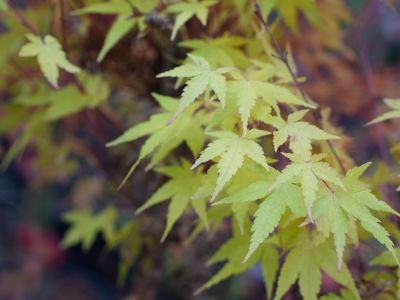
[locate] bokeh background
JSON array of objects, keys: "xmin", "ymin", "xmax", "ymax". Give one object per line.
[{"xmin": 1, "ymin": 0, "xmax": 400, "ymax": 299}]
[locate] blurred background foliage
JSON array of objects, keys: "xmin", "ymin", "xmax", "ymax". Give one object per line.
[{"xmin": 1, "ymin": 0, "xmax": 400, "ymax": 299}]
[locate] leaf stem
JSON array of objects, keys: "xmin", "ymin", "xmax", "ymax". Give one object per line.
[{"xmin": 254, "ymin": 2, "xmax": 347, "ymax": 174}]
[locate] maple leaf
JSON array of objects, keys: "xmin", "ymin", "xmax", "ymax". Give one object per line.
[
  {"xmin": 228, "ymin": 72, "xmax": 311, "ymax": 135},
  {"xmin": 167, "ymin": 0, "xmax": 217, "ymax": 40},
  {"xmin": 250, "ymin": 51, "xmax": 300, "ymax": 84},
  {"xmin": 367, "ymin": 98, "xmax": 400, "ymax": 125},
  {"xmin": 269, "ymin": 153, "xmax": 345, "ymax": 221},
  {"xmin": 195, "ymin": 232, "xmax": 273, "ymax": 295},
  {"xmin": 107, "ymin": 94, "xmax": 206, "ymax": 188},
  {"xmin": 370, "ymin": 248, "xmax": 400, "ymax": 267},
  {"xmin": 275, "ymin": 239, "xmax": 359, "ymax": 300},
  {"xmin": 218, "ymin": 178, "xmax": 307, "ymax": 261},
  {"xmin": 135, "ymin": 160, "xmax": 204, "ymax": 241},
  {"xmin": 217, "ymin": 181, "xmax": 272, "ymax": 205},
  {"xmin": 1, "ymin": 72, "xmax": 111, "ymax": 169},
  {"xmin": 180, "ymin": 36, "xmax": 250, "ymax": 68},
  {"xmin": 73, "ymin": 0, "xmax": 156, "ymax": 61},
  {"xmin": 243, "ymin": 183, "xmax": 306, "ymax": 261},
  {"xmin": 19, "ymin": 34, "xmax": 80, "ymax": 88},
  {"xmin": 192, "ymin": 130, "xmax": 270, "ymax": 202},
  {"xmin": 269, "ymin": 109, "xmax": 339, "ymax": 160},
  {"xmin": 109, "ymin": 221, "xmax": 141, "ymax": 285},
  {"xmin": 218, "ymin": 162, "xmax": 278, "ymax": 233},
  {"xmin": 261, "ymin": 0, "xmax": 322, "ymax": 33},
  {"xmin": 189, "ymin": 195, "xmax": 232, "ymax": 241},
  {"xmin": 157, "ymin": 54, "xmax": 232, "ymax": 123},
  {"xmin": 97, "ymin": 16, "xmax": 142, "ymax": 62},
  {"xmin": 2, "ymin": 70, "xmax": 110, "ymax": 164},
  {"xmin": 261, "ymin": 244, "xmax": 280, "ymax": 299},
  {"xmin": 313, "ymin": 163, "xmax": 400, "ymax": 270},
  {"xmin": 62, "ymin": 207, "xmax": 117, "ymax": 250},
  {"xmin": 0, "ymin": 0, "xmax": 7, "ymax": 11},
  {"xmin": 320, "ymin": 290, "xmax": 359, "ymax": 300}
]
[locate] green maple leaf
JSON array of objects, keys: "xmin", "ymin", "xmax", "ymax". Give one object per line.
[
  {"xmin": 19, "ymin": 34, "xmax": 80, "ymax": 88},
  {"xmin": 1, "ymin": 115, "xmax": 44, "ymax": 170},
  {"xmin": 320, "ymin": 289, "xmax": 359, "ymax": 300},
  {"xmin": 74, "ymin": 0, "xmax": 134, "ymax": 14},
  {"xmin": 0, "ymin": 0, "xmax": 7, "ymax": 11},
  {"xmin": 192, "ymin": 130, "xmax": 270, "ymax": 202},
  {"xmin": 261, "ymin": 0, "xmax": 321, "ymax": 33},
  {"xmin": 157, "ymin": 54, "xmax": 232, "ymax": 123},
  {"xmin": 249, "ymin": 57, "xmax": 299, "ymax": 85},
  {"xmin": 14, "ymin": 72, "xmax": 109, "ymax": 111},
  {"xmin": 73, "ymin": 0, "xmax": 156, "ymax": 61},
  {"xmin": 367, "ymin": 98, "xmax": 400, "ymax": 125},
  {"xmin": 195, "ymin": 232, "xmax": 273, "ymax": 295},
  {"xmin": 269, "ymin": 153, "xmax": 345, "ymax": 221},
  {"xmin": 189, "ymin": 195, "xmax": 232, "ymax": 241},
  {"xmin": 221, "ymin": 163, "xmax": 278, "ymax": 233},
  {"xmin": 261, "ymin": 244, "xmax": 280, "ymax": 299},
  {"xmin": 217, "ymin": 180, "xmax": 273, "ymax": 205},
  {"xmin": 228, "ymin": 72, "xmax": 311, "ymax": 135},
  {"xmin": 62, "ymin": 207, "xmax": 117, "ymax": 250},
  {"xmin": 313, "ymin": 191, "xmax": 348, "ymax": 271},
  {"xmin": 135, "ymin": 160, "xmax": 204, "ymax": 241},
  {"xmin": 370, "ymin": 247, "xmax": 400, "ymax": 267},
  {"xmin": 275, "ymin": 239, "xmax": 359, "ymax": 300},
  {"xmin": 107, "ymin": 94, "xmax": 206, "ymax": 188},
  {"xmin": 218, "ymin": 177, "xmax": 307, "ymax": 260},
  {"xmin": 97, "ymin": 16, "xmax": 141, "ymax": 62},
  {"xmin": 167, "ymin": 0, "xmax": 217, "ymax": 40},
  {"xmin": 269, "ymin": 109, "xmax": 339, "ymax": 160},
  {"xmin": 180, "ymin": 36, "xmax": 250, "ymax": 68},
  {"xmin": 1, "ymin": 72, "xmax": 110, "ymax": 168},
  {"xmin": 314, "ymin": 163, "xmax": 400, "ymax": 270},
  {"xmin": 243, "ymin": 183, "xmax": 306, "ymax": 261}
]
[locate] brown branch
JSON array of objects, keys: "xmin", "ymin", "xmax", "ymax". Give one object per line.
[
  {"xmin": 59, "ymin": 0, "xmax": 68, "ymax": 54},
  {"xmin": 8, "ymin": 1, "xmax": 41, "ymax": 36},
  {"xmin": 68, "ymin": 75, "xmax": 124, "ymax": 134},
  {"xmin": 98, "ymin": 106, "xmax": 125, "ymax": 134},
  {"xmin": 254, "ymin": 2, "xmax": 347, "ymax": 174}
]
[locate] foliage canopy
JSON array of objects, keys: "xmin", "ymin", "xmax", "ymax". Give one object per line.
[{"xmin": 2, "ymin": 0, "xmax": 400, "ymax": 299}]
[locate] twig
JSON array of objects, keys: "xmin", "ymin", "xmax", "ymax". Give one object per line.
[
  {"xmin": 8, "ymin": 1, "xmax": 41, "ymax": 36},
  {"xmin": 68, "ymin": 75, "xmax": 124, "ymax": 134},
  {"xmin": 60, "ymin": 0, "xmax": 68, "ymax": 54},
  {"xmin": 254, "ymin": 2, "xmax": 347, "ymax": 174},
  {"xmin": 124, "ymin": 0, "xmax": 142, "ymax": 19},
  {"xmin": 98, "ymin": 106, "xmax": 125, "ymax": 134}
]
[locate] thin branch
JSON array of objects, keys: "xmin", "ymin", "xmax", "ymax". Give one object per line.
[
  {"xmin": 254, "ymin": 2, "xmax": 347, "ymax": 174},
  {"xmin": 8, "ymin": 1, "xmax": 41, "ymax": 36},
  {"xmin": 98, "ymin": 106, "xmax": 125, "ymax": 134},
  {"xmin": 59, "ymin": 0, "xmax": 68, "ymax": 54},
  {"xmin": 68, "ymin": 77, "xmax": 123, "ymax": 136}
]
